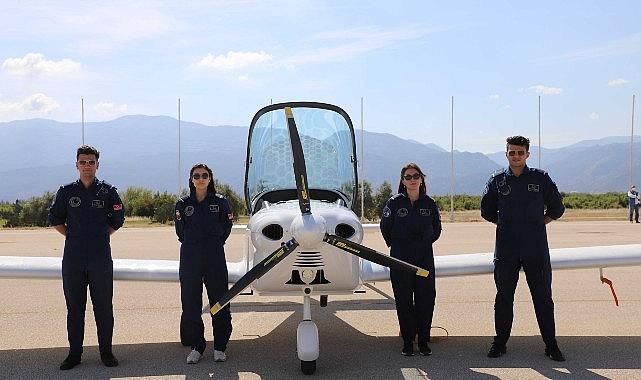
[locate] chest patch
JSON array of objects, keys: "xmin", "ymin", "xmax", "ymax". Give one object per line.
[
  {"xmin": 92, "ymin": 199, "xmax": 105, "ymax": 208},
  {"xmin": 99, "ymin": 187, "xmax": 109, "ymax": 195},
  {"xmin": 528, "ymin": 184, "xmax": 540, "ymax": 192},
  {"xmin": 382, "ymin": 206, "xmax": 391, "ymax": 218},
  {"xmin": 397, "ymin": 208, "xmax": 408, "ymax": 218},
  {"xmin": 69, "ymin": 197, "xmax": 81, "ymax": 208},
  {"xmin": 184, "ymin": 205, "xmax": 195, "ymax": 217},
  {"xmin": 420, "ymin": 208, "xmax": 431, "ymax": 216},
  {"xmin": 210, "ymin": 204, "xmax": 219, "ymax": 212}
]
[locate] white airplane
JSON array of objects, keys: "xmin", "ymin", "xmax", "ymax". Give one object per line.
[{"xmin": 2, "ymin": 101, "xmax": 641, "ymax": 375}]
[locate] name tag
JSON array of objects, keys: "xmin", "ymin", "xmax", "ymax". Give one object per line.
[
  {"xmin": 528, "ymin": 184, "xmax": 540, "ymax": 192},
  {"xmin": 210, "ymin": 204, "xmax": 219, "ymax": 212},
  {"xmin": 92, "ymin": 199, "xmax": 105, "ymax": 208},
  {"xmin": 420, "ymin": 208, "xmax": 431, "ymax": 216}
]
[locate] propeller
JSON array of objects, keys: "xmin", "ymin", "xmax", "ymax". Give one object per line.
[
  {"xmin": 285, "ymin": 106, "xmax": 311, "ymax": 215},
  {"xmin": 211, "ymin": 105, "xmax": 429, "ymax": 316},
  {"xmin": 324, "ymin": 234, "xmax": 429, "ymax": 277},
  {"xmin": 210, "ymin": 238, "xmax": 299, "ymax": 315}
]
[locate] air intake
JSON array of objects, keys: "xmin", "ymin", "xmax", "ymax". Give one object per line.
[
  {"xmin": 334, "ymin": 223, "xmax": 355, "ymax": 239},
  {"xmin": 261, "ymin": 224, "xmax": 283, "ymax": 240}
]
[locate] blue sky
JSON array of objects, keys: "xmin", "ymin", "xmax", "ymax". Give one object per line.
[{"xmin": 0, "ymin": 0, "xmax": 639, "ymax": 153}]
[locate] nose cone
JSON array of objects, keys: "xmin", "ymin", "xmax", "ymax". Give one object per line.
[{"xmin": 290, "ymin": 213, "xmax": 326, "ymax": 248}]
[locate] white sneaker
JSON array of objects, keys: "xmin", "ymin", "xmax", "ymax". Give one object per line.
[
  {"xmin": 186, "ymin": 349, "xmax": 202, "ymax": 364},
  {"xmin": 213, "ymin": 350, "xmax": 226, "ymax": 362}
]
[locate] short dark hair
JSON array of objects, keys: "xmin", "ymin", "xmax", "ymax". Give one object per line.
[
  {"xmin": 76, "ymin": 145, "xmax": 100, "ymax": 160},
  {"xmin": 397, "ymin": 162, "xmax": 427, "ymax": 196},
  {"xmin": 188, "ymin": 163, "xmax": 217, "ymax": 194},
  {"xmin": 506, "ymin": 136, "xmax": 530, "ymax": 151}
]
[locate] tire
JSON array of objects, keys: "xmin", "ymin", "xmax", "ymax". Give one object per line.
[{"xmin": 301, "ymin": 360, "xmax": 316, "ymax": 375}]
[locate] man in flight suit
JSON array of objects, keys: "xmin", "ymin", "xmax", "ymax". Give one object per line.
[
  {"xmin": 480, "ymin": 136, "xmax": 566, "ymax": 362},
  {"xmin": 48, "ymin": 145, "xmax": 125, "ymax": 370}
]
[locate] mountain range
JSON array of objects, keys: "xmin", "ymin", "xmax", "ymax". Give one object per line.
[{"xmin": 1, "ymin": 115, "xmax": 640, "ymax": 201}]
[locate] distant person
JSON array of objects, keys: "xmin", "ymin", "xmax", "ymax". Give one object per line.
[
  {"xmin": 175, "ymin": 163, "xmax": 234, "ymax": 364},
  {"xmin": 380, "ymin": 162, "xmax": 441, "ymax": 356},
  {"xmin": 627, "ymin": 185, "xmax": 639, "ymax": 223},
  {"xmin": 480, "ymin": 136, "xmax": 566, "ymax": 361},
  {"xmin": 48, "ymin": 145, "xmax": 125, "ymax": 370}
]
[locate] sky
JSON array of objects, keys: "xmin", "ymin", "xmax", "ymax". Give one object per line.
[{"xmin": 0, "ymin": 0, "xmax": 639, "ymax": 153}]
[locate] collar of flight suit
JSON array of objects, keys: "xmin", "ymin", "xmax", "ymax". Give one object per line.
[{"xmin": 506, "ymin": 164, "xmax": 530, "ymax": 177}]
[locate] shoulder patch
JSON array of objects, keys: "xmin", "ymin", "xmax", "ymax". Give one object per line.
[
  {"xmin": 491, "ymin": 168, "xmax": 506, "ymax": 178},
  {"xmin": 390, "ymin": 193, "xmax": 403, "ymax": 201},
  {"xmin": 529, "ymin": 167, "xmax": 547, "ymax": 175},
  {"xmin": 215, "ymin": 193, "xmax": 226, "ymax": 199}
]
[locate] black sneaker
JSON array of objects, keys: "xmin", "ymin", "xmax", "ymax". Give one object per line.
[
  {"xmin": 100, "ymin": 352, "xmax": 119, "ymax": 367},
  {"xmin": 59, "ymin": 354, "xmax": 81, "ymax": 370},
  {"xmin": 487, "ymin": 343, "xmax": 506, "ymax": 358},
  {"xmin": 401, "ymin": 344, "xmax": 414, "ymax": 356},
  {"xmin": 545, "ymin": 344, "xmax": 566, "ymax": 362},
  {"xmin": 418, "ymin": 344, "xmax": 432, "ymax": 356}
]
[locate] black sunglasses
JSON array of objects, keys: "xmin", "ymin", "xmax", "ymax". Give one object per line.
[
  {"xmin": 403, "ymin": 173, "xmax": 421, "ymax": 181},
  {"xmin": 192, "ymin": 172, "xmax": 210, "ymax": 180},
  {"xmin": 507, "ymin": 150, "xmax": 527, "ymax": 156},
  {"xmin": 77, "ymin": 160, "xmax": 96, "ymax": 166}
]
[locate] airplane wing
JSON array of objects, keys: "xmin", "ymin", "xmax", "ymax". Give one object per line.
[
  {"xmin": 360, "ymin": 244, "xmax": 641, "ymax": 282},
  {"xmin": 0, "ymin": 256, "xmax": 247, "ymax": 283}
]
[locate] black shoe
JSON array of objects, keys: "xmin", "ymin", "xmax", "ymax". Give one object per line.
[
  {"xmin": 545, "ymin": 344, "xmax": 566, "ymax": 362},
  {"xmin": 418, "ymin": 343, "xmax": 432, "ymax": 356},
  {"xmin": 100, "ymin": 352, "xmax": 119, "ymax": 367},
  {"xmin": 401, "ymin": 344, "xmax": 414, "ymax": 356},
  {"xmin": 59, "ymin": 354, "xmax": 81, "ymax": 370},
  {"xmin": 487, "ymin": 343, "xmax": 506, "ymax": 358}
]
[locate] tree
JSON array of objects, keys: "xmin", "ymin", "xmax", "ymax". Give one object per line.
[
  {"xmin": 122, "ymin": 187, "xmax": 155, "ymax": 217},
  {"xmin": 353, "ymin": 181, "xmax": 375, "ymax": 220},
  {"xmin": 214, "ymin": 180, "xmax": 246, "ymax": 218},
  {"xmin": 152, "ymin": 191, "xmax": 178, "ymax": 224},
  {"xmin": 373, "ymin": 181, "xmax": 393, "ymax": 219}
]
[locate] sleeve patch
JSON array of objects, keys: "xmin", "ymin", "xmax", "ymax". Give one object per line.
[
  {"xmin": 227, "ymin": 213, "xmax": 234, "ymax": 220},
  {"xmin": 113, "ymin": 204, "xmax": 123, "ymax": 211}
]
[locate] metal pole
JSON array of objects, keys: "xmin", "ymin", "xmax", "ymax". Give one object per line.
[
  {"xmin": 81, "ymin": 98, "xmax": 85, "ymax": 144},
  {"xmin": 360, "ymin": 97, "xmax": 364, "ymax": 221},
  {"xmin": 178, "ymin": 98, "xmax": 182, "ymax": 195},
  {"xmin": 450, "ymin": 96, "xmax": 454, "ymax": 222},
  {"xmin": 538, "ymin": 95, "xmax": 541, "ymax": 168},
  {"xmin": 631, "ymin": 94, "xmax": 636, "ymax": 188}
]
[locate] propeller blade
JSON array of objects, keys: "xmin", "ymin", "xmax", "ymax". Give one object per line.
[
  {"xmin": 323, "ymin": 234, "xmax": 429, "ymax": 278},
  {"xmin": 285, "ymin": 106, "xmax": 311, "ymax": 215},
  {"xmin": 210, "ymin": 238, "xmax": 299, "ymax": 315}
]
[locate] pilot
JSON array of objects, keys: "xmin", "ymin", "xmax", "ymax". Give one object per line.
[
  {"xmin": 48, "ymin": 145, "xmax": 125, "ymax": 370},
  {"xmin": 380, "ymin": 162, "xmax": 441, "ymax": 356},
  {"xmin": 175, "ymin": 163, "xmax": 234, "ymax": 364},
  {"xmin": 481, "ymin": 135, "xmax": 566, "ymax": 361}
]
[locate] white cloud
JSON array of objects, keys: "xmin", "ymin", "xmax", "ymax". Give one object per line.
[
  {"xmin": 0, "ymin": 93, "xmax": 59, "ymax": 118},
  {"xmin": 238, "ymin": 74, "xmax": 250, "ymax": 81},
  {"xmin": 528, "ymin": 85, "xmax": 563, "ymax": 95},
  {"xmin": 608, "ymin": 78, "xmax": 628, "ymax": 87},
  {"xmin": 195, "ymin": 51, "xmax": 273, "ymax": 70},
  {"xmin": 556, "ymin": 33, "xmax": 641, "ymax": 62},
  {"xmin": 93, "ymin": 102, "xmax": 128, "ymax": 118},
  {"xmin": 2, "ymin": 53, "xmax": 81, "ymax": 77},
  {"xmin": 589, "ymin": 112, "xmax": 600, "ymax": 120},
  {"xmin": 489, "ymin": 94, "xmax": 500, "ymax": 100},
  {"xmin": 283, "ymin": 26, "xmax": 437, "ymax": 66}
]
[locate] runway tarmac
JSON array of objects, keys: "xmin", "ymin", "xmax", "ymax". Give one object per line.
[{"xmin": 1, "ymin": 221, "xmax": 641, "ymax": 379}]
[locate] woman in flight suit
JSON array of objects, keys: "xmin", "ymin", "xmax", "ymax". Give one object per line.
[
  {"xmin": 380, "ymin": 162, "xmax": 442, "ymax": 356},
  {"xmin": 174, "ymin": 163, "xmax": 234, "ymax": 364}
]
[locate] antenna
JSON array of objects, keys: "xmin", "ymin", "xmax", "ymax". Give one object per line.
[
  {"xmin": 630, "ymin": 94, "xmax": 636, "ymax": 188},
  {"xmin": 360, "ymin": 97, "xmax": 364, "ymax": 221},
  {"xmin": 450, "ymin": 96, "xmax": 454, "ymax": 222},
  {"xmin": 538, "ymin": 95, "xmax": 541, "ymax": 168},
  {"xmin": 81, "ymin": 98, "xmax": 85, "ymax": 144},
  {"xmin": 178, "ymin": 98, "xmax": 182, "ymax": 195}
]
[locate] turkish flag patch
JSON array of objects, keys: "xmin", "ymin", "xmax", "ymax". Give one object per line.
[
  {"xmin": 113, "ymin": 204, "xmax": 123, "ymax": 211},
  {"xmin": 175, "ymin": 210, "xmax": 181, "ymax": 221},
  {"xmin": 227, "ymin": 213, "xmax": 234, "ymax": 220}
]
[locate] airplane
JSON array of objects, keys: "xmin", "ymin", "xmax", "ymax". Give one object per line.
[{"xmin": 2, "ymin": 101, "xmax": 641, "ymax": 375}]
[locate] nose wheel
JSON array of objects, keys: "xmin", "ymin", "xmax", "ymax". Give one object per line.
[{"xmin": 297, "ymin": 294, "xmax": 319, "ymax": 375}]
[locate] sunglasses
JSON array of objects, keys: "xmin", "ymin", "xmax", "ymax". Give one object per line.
[
  {"xmin": 507, "ymin": 150, "xmax": 527, "ymax": 157},
  {"xmin": 403, "ymin": 173, "xmax": 421, "ymax": 181},
  {"xmin": 77, "ymin": 160, "xmax": 96, "ymax": 166},
  {"xmin": 192, "ymin": 172, "xmax": 210, "ymax": 180}
]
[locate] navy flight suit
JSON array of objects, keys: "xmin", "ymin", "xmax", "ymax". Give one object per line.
[
  {"xmin": 480, "ymin": 165, "xmax": 564, "ymax": 348},
  {"xmin": 48, "ymin": 178, "xmax": 125, "ymax": 356},
  {"xmin": 175, "ymin": 191, "xmax": 233, "ymax": 354},
  {"xmin": 380, "ymin": 193, "xmax": 442, "ymax": 347}
]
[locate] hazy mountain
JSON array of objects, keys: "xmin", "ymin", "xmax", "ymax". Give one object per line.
[{"xmin": 0, "ymin": 116, "xmax": 638, "ymax": 201}]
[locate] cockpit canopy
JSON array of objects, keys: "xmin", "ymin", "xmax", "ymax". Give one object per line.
[{"xmin": 245, "ymin": 102, "xmax": 358, "ymax": 215}]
